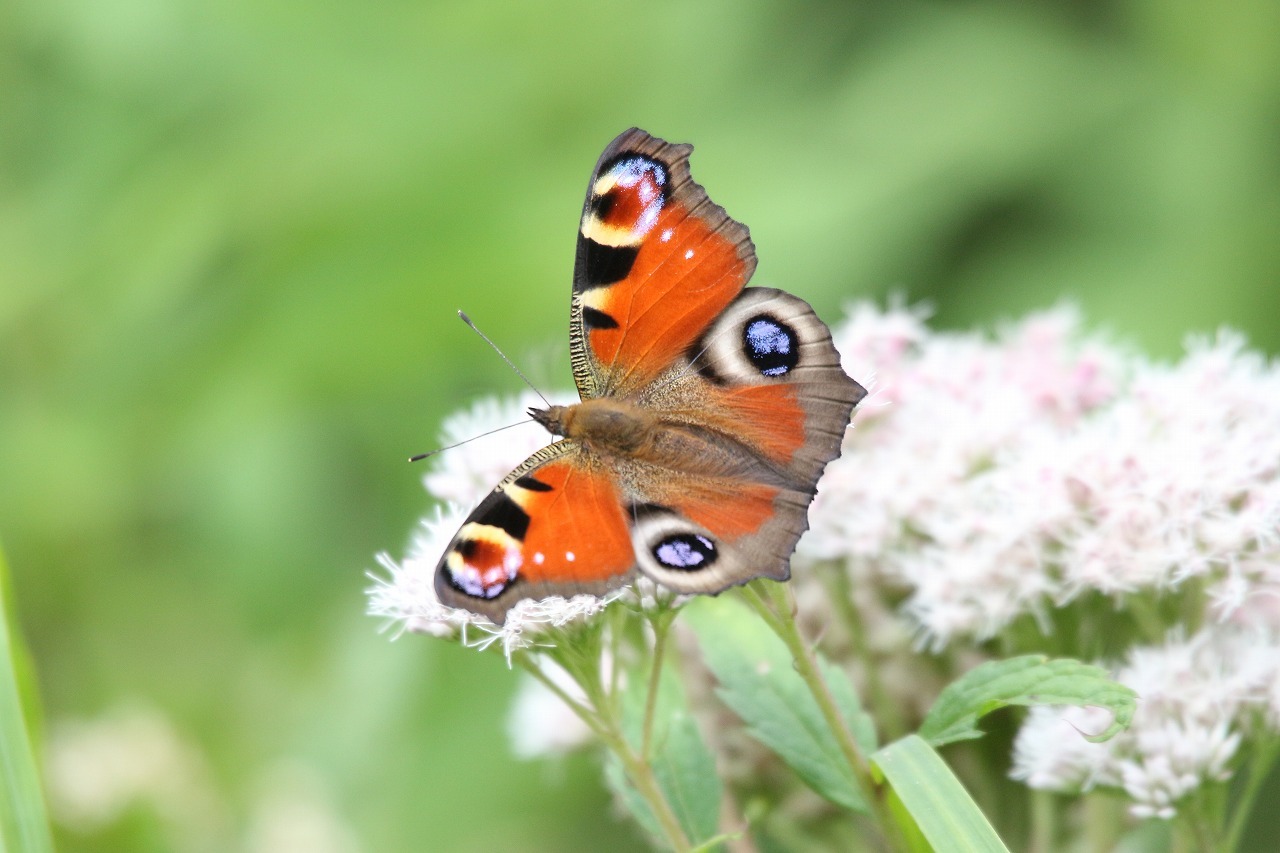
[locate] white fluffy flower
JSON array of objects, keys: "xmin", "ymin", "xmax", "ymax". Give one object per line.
[
  {"xmin": 367, "ymin": 504, "xmax": 480, "ymax": 640},
  {"xmin": 1012, "ymin": 627, "xmax": 1279, "ymax": 818},
  {"xmin": 367, "ymin": 506, "xmax": 621, "ymax": 660},
  {"xmin": 1010, "ymin": 704, "xmax": 1122, "ymax": 791},
  {"xmin": 372, "ymin": 298, "xmax": 1280, "ymax": 830},
  {"xmin": 805, "ymin": 303, "xmax": 1280, "ymax": 649},
  {"xmin": 808, "ymin": 300, "xmax": 1280, "ymax": 817}
]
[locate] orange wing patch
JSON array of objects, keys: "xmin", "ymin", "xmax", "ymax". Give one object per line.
[
  {"xmin": 585, "ymin": 202, "xmax": 749, "ymax": 392},
  {"xmin": 710, "ymin": 383, "xmax": 807, "ymax": 467},
  {"xmin": 513, "ymin": 459, "xmax": 635, "ymax": 587},
  {"xmin": 437, "ymin": 458, "xmax": 636, "ymax": 607},
  {"xmin": 672, "ymin": 481, "xmax": 779, "ymax": 541}
]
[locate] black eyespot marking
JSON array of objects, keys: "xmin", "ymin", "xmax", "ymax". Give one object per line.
[
  {"xmin": 581, "ymin": 241, "xmax": 639, "ymax": 288},
  {"xmin": 653, "ymin": 533, "xmax": 718, "ymax": 570},
  {"xmin": 590, "ymin": 192, "xmax": 616, "ymax": 220},
  {"xmin": 743, "ymin": 315, "xmax": 799, "ymax": 377},
  {"xmin": 631, "ymin": 502, "xmax": 674, "ymax": 519},
  {"xmin": 476, "ymin": 491, "xmax": 532, "ymax": 540},
  {"xmin": 514, "ymin": 475, "xmax": 553, "ymax": 492},
  {"xmin": 581, "ymin": 306, "xmax": 620, "ymax": 330}
]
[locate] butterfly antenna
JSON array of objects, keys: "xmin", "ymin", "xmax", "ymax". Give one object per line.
[
  {"xmin": 408, "ymin": 418, "xmax": 536, "ymax": 462},
  {"xmin": 458, "ymin": 310, "xmax": 552, "ymax": 408}
]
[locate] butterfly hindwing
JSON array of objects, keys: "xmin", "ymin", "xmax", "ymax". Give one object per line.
[
  {"xmin": 623, "ymin": 288, "xmax": 866, "ymax": 595},
  {"xmin": 681, "ymin": 287, "xmax": 865, "ymax": 486}
]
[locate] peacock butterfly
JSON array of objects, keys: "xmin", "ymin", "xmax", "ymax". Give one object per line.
[{"xmin": 435, "ymin": 128, "xmax": 866, "ymax": 622}]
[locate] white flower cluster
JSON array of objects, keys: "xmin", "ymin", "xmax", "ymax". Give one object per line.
[
  {"xmin": 805, "ymin": 302, "xmax": 1280, "ymax": 649},
  {"xmin": 803, "ymin": 300, "xmax": 1280, "ymax": 819},
  {"xmin": 1013, "ymin": 627, "xmax": 1278, "ymax": 818}
]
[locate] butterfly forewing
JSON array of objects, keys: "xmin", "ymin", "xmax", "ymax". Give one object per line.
[
  {"xmin": 570, "ymin": 128, "xmax": 757, "ymax": 399},
  {"xmin": 434, "ymin": 443, "xmax": 638, "ymax": 621}
]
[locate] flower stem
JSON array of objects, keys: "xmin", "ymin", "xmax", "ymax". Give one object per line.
[
  {"xmin": 740, "ymin": 581, "xmax": 904, "ymax": 849},
  {"xmin": 519, "ymin": 651, "xmax": 693, "ymax": 851},
  {"xmin": 1223, "ymin": 735, "xmax": 1280, "ymax": 853},
  {"xmin": 642, "ymin": 611, "xmax": 675, "ymax": 760},
  {"xmin": 823, "ymin": 563, "xmax": 905, "ymax": 742},
  {"xmin": 1180, "ymin": 786, "xmax": 1220, "ymax": 853},
  {"xmin": 1028, "ymin": 790, "xmax": 1056, "ymax": 853},
  {"xmin": 609, "ymin": 728, "xmax": 695, "ymax": 851},
  {"xmin": 1082, "ymin": 793, "xmax": 1120, "ymax": 852},
  {"xmin": 516, "ymin": 656, "xmax": 602, "ymax": 732}
]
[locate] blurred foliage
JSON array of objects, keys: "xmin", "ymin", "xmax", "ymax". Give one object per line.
[{"xmin": 1, "ymin": 0, "xmax": 1277, "ymax": 849}]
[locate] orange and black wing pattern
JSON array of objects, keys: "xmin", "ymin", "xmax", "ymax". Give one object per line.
[
  {"xmin": 433, "ymin": 444, "xmax": 637, "ymax": 622},
  {"xmin": 570, "ymin": 129, "xmax": 757, "ymax": 399}
]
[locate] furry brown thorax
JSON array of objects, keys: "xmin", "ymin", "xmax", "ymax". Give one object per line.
[{"xmin": 529, "ymin": 399, "xmax": 657, "ymax": 456}]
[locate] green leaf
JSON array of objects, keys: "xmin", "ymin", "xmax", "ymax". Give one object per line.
[
  {"xmin": 0, "ymin": 543, "xmax": 55, "ymax": 853},
  {"xmin": 872, "ymin": 735, "xmax": 1010, "ymax": 853},
  {"xmin": 684, "ymin": 598, "xmax": 874, "ymax": 812},
  {"xmin": 606, "ymin": 662, "xmax": 721, "ymax": 846},
  {"xmin": 919, "ymin": 655, "xmax": 1136, "ymax": 747}
]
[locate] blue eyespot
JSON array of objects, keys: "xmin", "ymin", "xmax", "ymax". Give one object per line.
[
  {"xmin": 610, "ymin": 156, "xmax": 666, "ymax": 189},
  {"xmin": 653, "ymin": 534, "xmax": 717, "ymax": 570},
  {"xmin": 744, "ymin": 316, "xmax": 799, "ymax": 376}
]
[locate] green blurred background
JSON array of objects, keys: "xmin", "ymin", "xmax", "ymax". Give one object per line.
[{"xmin": 3, "ymin": 0, "xmax": 1278, "ymax": 850}]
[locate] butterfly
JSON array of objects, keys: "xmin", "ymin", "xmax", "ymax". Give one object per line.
[{"xmin": 435, "ymin": 128, "xmax": 866, "ymax": 623}]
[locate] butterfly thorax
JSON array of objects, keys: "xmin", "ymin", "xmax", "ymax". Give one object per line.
[
  {"xmin": 529, "ymin": 399, "xmax": 657, "ymax": 456},
  {"xmin": 528, "ymin": 398, "xmax": 803, "ymax": 489}
]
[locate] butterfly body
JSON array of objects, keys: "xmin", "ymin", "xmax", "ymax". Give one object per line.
[{"xmin": 436, "ymin": 129, "xmax": 866, "ymax": 622}]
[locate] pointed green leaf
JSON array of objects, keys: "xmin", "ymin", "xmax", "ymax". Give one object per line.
[
  {"xmin": 873, "ymin": 735, "xmax": 1010, "ymax": 853},
  {"xmin": 684, "ymin": 599, "xmax": 873, "ymax": 812},
  {"xmin": 919, "ymin": 655, "xmax": 1136, "ymax": 747},
  {"xmin": 1, "ymin": 543, "xmax": 55, "ymax": 853}
]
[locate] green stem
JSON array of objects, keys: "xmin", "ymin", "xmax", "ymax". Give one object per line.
[
  {"xmin": 1082, "ymin": 792, "xmax": 1122, "ymax": 852},
  {"xmin": 516, "ymin": 656, "xmax": 604, "ymax": 735},
  {"xmin": 1223, "ymin": 737, "xmax": 1280, "ymax": 853},
  {"xmin": 740, "ymin": 582, "xmax": 904, "ymax": 850},
  {"xmin": 1028, "ymin": 790, "xmax": 1055, "ymax": 853},
  {"xmin": 641, "ymin": 612, "xmax": 673, "ymax": 760},
  {"xmin": 1180, "ymin": 787, "xmax": 1220, "ymax": 852},
  {"xmin": 823, "ymin": 564, "xmax": 904, "ymax": 742},
  {"xmin": 521, "ymin": 651, "xmax": 693, "ymax": 851},
  {"xmin": 613, "ymin": 734, "xmax": 694, "ymax": 852}
]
